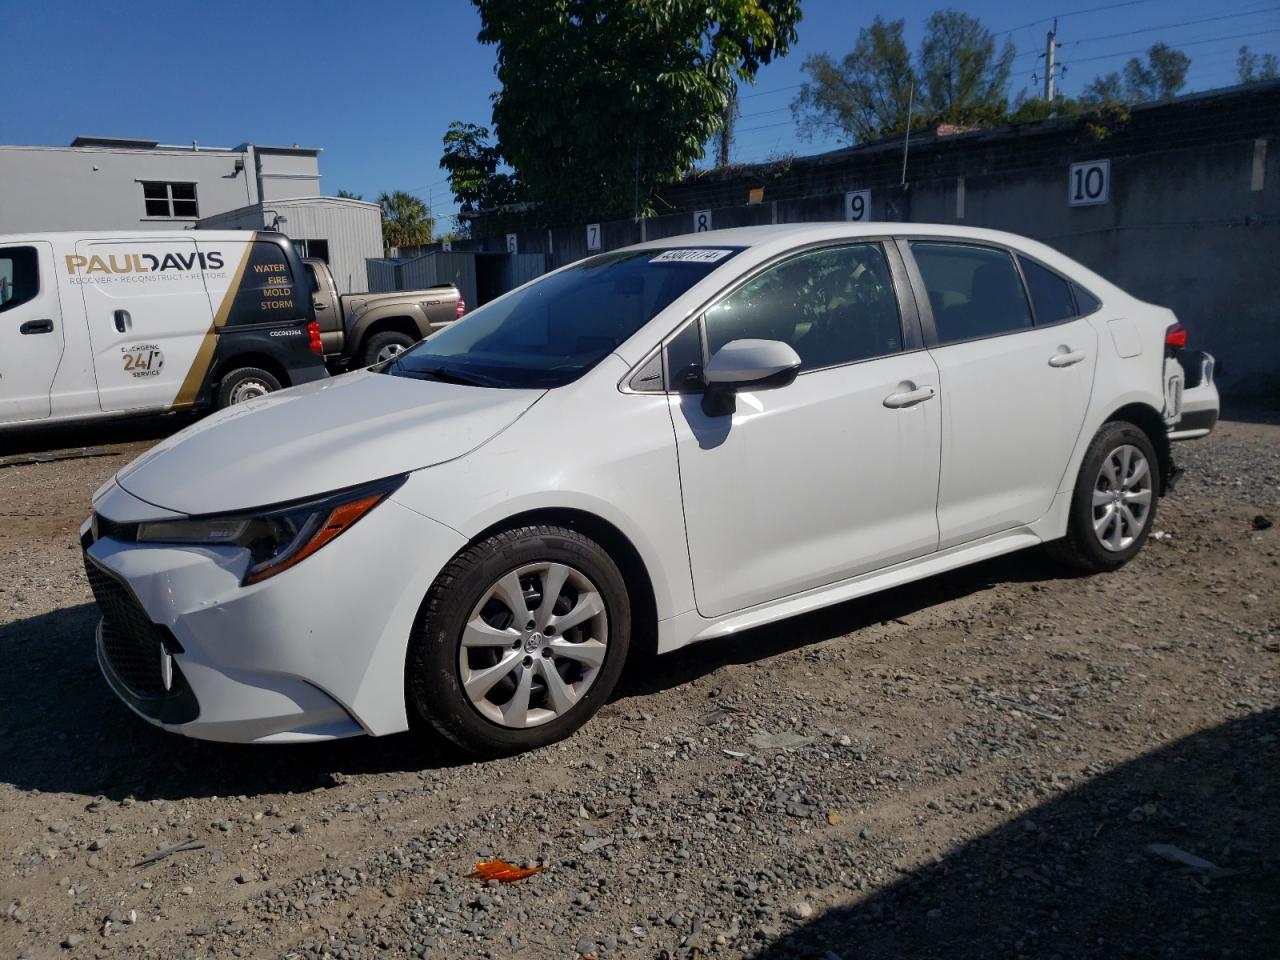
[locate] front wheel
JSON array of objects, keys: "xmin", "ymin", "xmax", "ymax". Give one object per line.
[
  {"xmin": 406, "ymin": 525, "xmax": 631, "ymax": 756},
  {"xmin": 216, "ymin": 366, "xmax": 282, "ymax": 409},
  {"xmin": 1047, "ymin": 420, "xmax": 1160, "ymax": 572}
]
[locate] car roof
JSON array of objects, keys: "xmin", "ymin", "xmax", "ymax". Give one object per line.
[
  {"xmin": 0, "ymin": 230, "xmax": 265, "ymax": 242},
  {"xmin": 628, "ymin": 222, "xmax": 1035, "ymax": 251}
]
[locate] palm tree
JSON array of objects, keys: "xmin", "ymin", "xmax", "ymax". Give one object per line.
[
  {"xmin": 335, "ymin": 189, "xmax": 363, "ymax": 200},
  {"xmin": 378, "ymin": 191, "xmax": 434, "ymax": 251}
]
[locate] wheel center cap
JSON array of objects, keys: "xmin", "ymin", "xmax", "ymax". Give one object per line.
[{"xmin": 525, "ymin": 633, "xmax": 544, "ymax": 653}]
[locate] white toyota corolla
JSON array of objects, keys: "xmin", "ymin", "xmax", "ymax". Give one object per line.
[{"xmin": 82, "ymin": 224, "xmax": 1218, "ymax": 755}]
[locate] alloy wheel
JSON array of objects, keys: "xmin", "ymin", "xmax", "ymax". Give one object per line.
[
  {"xmin": 375, "ymin": 343, "xmax": 407, "ymax": 364},
  {"xmin": 1092, "ymin": 443, "xmax": 1153, "ymax": 552},
  {"xmin": 458, "ymin": 561, "xmax": 609, "ymax": 728}
]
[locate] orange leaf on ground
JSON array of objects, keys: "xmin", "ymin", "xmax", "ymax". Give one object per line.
[{"xmin": 465, "ymin": 859, "xmax": 544, "ymax": 883}]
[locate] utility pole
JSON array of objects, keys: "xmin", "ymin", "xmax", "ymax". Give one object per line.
[
  {"xmin": 1043, "ymin": 19, "xmax": 1059, "ymax": 102},
  {"xmin": 900, "ymin": 81, "xmax": 915, "ymax": 187}
]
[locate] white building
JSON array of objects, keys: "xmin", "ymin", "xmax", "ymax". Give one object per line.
[{"xmin": 0, "ymin": 136, "xmax": 381, "ymax": 292}]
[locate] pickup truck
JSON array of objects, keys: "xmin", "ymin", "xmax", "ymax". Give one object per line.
[{"xmin": 303, "ymin": 258, "xmax": 465, "ymax": 368}]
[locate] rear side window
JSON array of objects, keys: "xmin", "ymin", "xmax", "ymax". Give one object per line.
[
  {"xmin": 1018, "ymin": 256, "xmax": 1077, "ymax": 325},
  {"xmin": 0, "ymin": 246, "xmax": 39, "ymax": 313},
  {"xmin": 225, "ymin": 241, "xmax": 300, "ymax": 325},
  {"xmin": 1072, "ymin": 283, "xmax": 1101, "ymax": 316},
  {"xmin": 704, "ymin": 243, "xmax": 903, "ymax": 373},
  {"xmin": 910, "ymin": 242, "xmax": 1031, "ymax": 345}
]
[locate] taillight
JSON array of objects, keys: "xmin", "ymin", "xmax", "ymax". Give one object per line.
[
  {"xmin": 455, "ymin": 298, "xmax": 466, "ymax": 319},
  {"xmin": 1165, "ymin": 323, "xmax": 1187, "ymax": 350},
  {"xmin": 307, "ymin": 320, "xmax": 323, "ymax": 354}
]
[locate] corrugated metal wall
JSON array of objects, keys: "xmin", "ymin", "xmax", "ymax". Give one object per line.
[
  {"xmin": 400, "ymin": 252, "xmax": 480, "ymax": 310},
  {"xmin": 365, "ymin": 259, "xmax": 400, "ymax": 293},
  {"xmin": 271, "ymin": 198, "xmax": 381, "ymax": 295}
]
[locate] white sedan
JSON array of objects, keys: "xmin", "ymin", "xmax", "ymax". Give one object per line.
[{"xmin": 81, "ymin": 224, "xmax": 1216, "ymax": 754}]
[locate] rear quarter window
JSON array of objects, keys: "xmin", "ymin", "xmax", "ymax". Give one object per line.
[{"xmin": 1018, "ymin": 256, "xmax": 1077, "ymax": 325}]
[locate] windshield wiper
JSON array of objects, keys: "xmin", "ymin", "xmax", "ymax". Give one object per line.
[{"xmin": 390, "ymin": 360, "xmax": 496, "ymax": 387}]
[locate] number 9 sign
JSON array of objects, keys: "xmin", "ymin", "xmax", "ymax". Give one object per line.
[{"xmin": 845, "ymin": 190, "xmax": 871, "ymax": 222}]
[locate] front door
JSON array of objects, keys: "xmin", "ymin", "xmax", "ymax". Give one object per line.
[
  {"xmin": 0, "ymin": 242, "xmax": 63, "ymax": 424},
  {"xmin": 906, "ymin": 240, "xmax": 1099, "ymax": 548},
  {"xmin": 74, "ymin": 239, "xmax": 216, "ymax": 413},
  {"xmin": 668, "ymin": 241, "xmax": 942, "ymax": 619}
]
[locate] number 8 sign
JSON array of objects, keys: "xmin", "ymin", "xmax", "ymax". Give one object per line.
[{"xmin": 693, "ymin": 210, "xmax": 712, "ymax": 232}]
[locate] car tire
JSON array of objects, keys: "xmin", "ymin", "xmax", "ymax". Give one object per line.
[
  {"xmin": 1047, "ymin": 420, "xmax": 1160, "ymax": 573},
  {"xmin": 362, "ymin": 331, "xmax": 417, "ymax": 366},
  {"xmin": 406, "ymin": 524, "xmax": 631, "ymax": 756},
  {"xmin": 215, "ymin": 366, "xmax": 282, "ymax": 409}
]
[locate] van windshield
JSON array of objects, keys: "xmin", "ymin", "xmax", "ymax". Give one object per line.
[{"xmin": 385, "ymin": 248, "xmax": 740, "ymax": 389}]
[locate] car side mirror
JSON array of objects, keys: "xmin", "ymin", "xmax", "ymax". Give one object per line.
[{"xmin": 701, "ymin": 338, "xmax": 802, "ymax": 416}]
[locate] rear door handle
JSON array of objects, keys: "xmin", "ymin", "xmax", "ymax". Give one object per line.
[
  {"xmin": 313, "ymin": 300, "xmax": 328, "ymax": 309},
  {"xmin": 1049, "ymin": 348, "xmax": 1086, "ymax": 367},
  {"xmin": 883, "ymin": 383, "xmax": 936, "ymax": 408},
  {"xmin": 19, "ymin": 319, "xmax": 54, "ymax": 335},
  {"xmin": 113, "ymin": 309, "xmax": 131, "ymax": 333}
]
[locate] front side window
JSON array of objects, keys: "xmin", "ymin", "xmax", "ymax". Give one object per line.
[
  {"xmin": 1018, "ymin": 256, "xmax": 1077, "ymax": 325},
  {"xmin": 388, "ymin": 248, "xmax": 740, "ymax": 389},
  {"xmin": 0, "ymin": 246, "xmax": 39, "ymax": 313},
  {"xmin": 141, "ymin": 181, "xmax": 199, "ymax": 219},
  {"xmin": 910, "ymin": 242, "xmax": 1031, "ymax": 345},
  {"xmin": 704, "ymin": 243, "xmax": 902, "ymax": 373}
]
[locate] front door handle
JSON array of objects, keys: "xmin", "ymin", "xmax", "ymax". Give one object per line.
[
  {"xmin": 113, "ymin": 309, "xmax": 131, "ymax": 333},
  {"xmin": 19, "ymin": 319, "xmax": 54, "ymax": 335},
  {"xmin": 883, "ymin": 383, "xmax": 936, "ymax": 408},
  {"xmin": 1049, "ymin": 347, "xmax": 1086, "ymax": 367}
]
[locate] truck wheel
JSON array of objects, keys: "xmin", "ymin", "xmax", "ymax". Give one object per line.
[
  {"xmin": 216, "ymin": 366, "xmax": 282, "ymax": 409},
  {"xmin": 1047, "ymin": 420, "xmax": 1160, "ymax": 573},
  {"xmin": 363, "ymin": 331, "xmax": 417, "ymax": 366},
  {"xmin": 406, "ymin": 524, "xmax": 631, "ymax": 756}
]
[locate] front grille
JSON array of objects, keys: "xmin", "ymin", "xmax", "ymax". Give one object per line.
[{"xmin": 83, "ymin": 556, "xmax": 177, "ymax": 699}]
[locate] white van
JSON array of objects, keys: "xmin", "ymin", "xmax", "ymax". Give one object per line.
[{"xmin": 0, "ymin": 230, "xmax": 328, "ymax": 430}]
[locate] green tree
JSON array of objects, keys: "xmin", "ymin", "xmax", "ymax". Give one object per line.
[
  {"xmin": 440, "ymin": 121, "xmax": 522, "ymax": 210},
  {"xmin": 377, "ymin": 191, "xmax": 434, "ymax": 249},
  {"xmin": 714, "ymin": 92, "xmax": 740, "ymax": 167},
  {"xmin": 918, "ymin": 10, "xmax": 1014, "ymax": 125},
  {"xmin": 474, "ymin": 0, "xmax": 801, "ymax": 221},
  {"xmin": 1084, "ymin": 43, "xmax": 1190, "ymax": 104},
  {"xmin": 791, "ymin": 17, "xmax": 917, "ymax": 144},
  {"xmin": 1237, "ymin": 45, "xmax": 1279, "ymax": 83},
  {"xmin": 335, "ymin": 189, "xmax": 363, "ymax": 200}
]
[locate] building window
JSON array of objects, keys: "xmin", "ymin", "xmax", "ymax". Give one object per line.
[
  {"xmin": 141, "ymin": 181, "xmax": 199, "ymax": 219},
  {"xmin": 293, "ymin": 239, "xmax": 330, "ymax": 262}
]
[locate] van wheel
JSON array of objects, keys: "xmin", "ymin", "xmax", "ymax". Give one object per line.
[
  {"xmin": 406, "ymin": 524, "xmax": 631, "ymax": 756},
  {"xmin": 216, "ymin": 367, "xmax": 282, "ymax": 409},
  {"xmin": 363, "ymin": 331, "xmax": 417, "ymax": 366},
  {"xmin": 1047, "ymin": 421, "xmax": 1160, "ymax": 573}
]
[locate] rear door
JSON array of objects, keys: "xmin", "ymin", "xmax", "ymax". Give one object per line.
[
  {"xmin": 0, "ymin": 241, "xmax": 63, "ymax": 423},
  {"xmin": 904, "ymin": 239, "xmax": 1098, "ymax": 548},
  {"xmin": 74, "ymin": 239, "xmax": 216, "ymax": 413}
]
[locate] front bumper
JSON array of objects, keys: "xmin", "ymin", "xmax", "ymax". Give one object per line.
[{"xmin": 83, "ymin": 481, "xmax": 464, "ymax": 743}]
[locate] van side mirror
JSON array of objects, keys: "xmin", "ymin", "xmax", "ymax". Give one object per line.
[{"xmin": 701, "ymin": 338, "xmax": 802, "ymax": 416}]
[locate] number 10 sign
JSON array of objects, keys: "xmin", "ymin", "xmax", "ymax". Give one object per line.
[{"xmin": 1068, "ymin": 160, "xmax": 1110, "ymax": 206}]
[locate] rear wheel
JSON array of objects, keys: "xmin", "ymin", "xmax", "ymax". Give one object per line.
[
  {"xmin": 362, "ymin": 330, "xmax": 417, "ymax": 366},
  {"xmin": 1048, "ymin": 420, "xmax": 1159, "ymax": 572},
  {"xmin": 215, "ymin": 366, "xmax": 282, "ymax": 409},
  {"xmin": 407, "ymin": 525, "xmax": 630, "ymax": 756}
]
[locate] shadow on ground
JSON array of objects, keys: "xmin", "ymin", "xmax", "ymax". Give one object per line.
[
  {"xmin": 0, "ymin": 548, "xmax": 1077, "ymax": 802},
  {"xmin": 751, "ymin": 708, "xmax": 1279, "ymax": 960},
  {"xmin": 0, "ymin": 413, "xmax": 190, "ymax": 458}
]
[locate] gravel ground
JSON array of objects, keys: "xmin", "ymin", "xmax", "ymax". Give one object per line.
[{"xmin": 0, "ymin": 419, "xmax": 1276, "ymax": 960}]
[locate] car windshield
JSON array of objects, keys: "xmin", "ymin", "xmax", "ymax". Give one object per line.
[{"xmin": 385, "ymin": 247, "xmax": 741, "ymax": 389}]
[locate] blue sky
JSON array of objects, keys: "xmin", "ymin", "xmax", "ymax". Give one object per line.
[{"xmin": 5, "ymin": 0, "xmax": 1277, "ymax": 227}]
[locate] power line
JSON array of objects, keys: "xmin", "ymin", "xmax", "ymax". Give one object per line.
[
  {"xmin": 994, "ymin": 0, "xmax": 1163, "ymax": 37},
  {"xmin": 1064, "ymin": 26, "xmax": 1280, "ymax": 66}
]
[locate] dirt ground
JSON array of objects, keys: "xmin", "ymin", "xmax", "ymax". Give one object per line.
[{"xmin": 0, "ymin": 417, "xmax": 1275, "ymax": 960}]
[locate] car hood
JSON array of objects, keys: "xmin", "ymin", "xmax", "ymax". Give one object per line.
[{"xmin": 114, "ymin": 370, "xmax": 543, "ymax": 516}]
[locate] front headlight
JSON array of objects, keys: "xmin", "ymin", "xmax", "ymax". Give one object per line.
[{"xmin": 136, "ymin": 474, "xmax": 406, "ymax": 585}]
